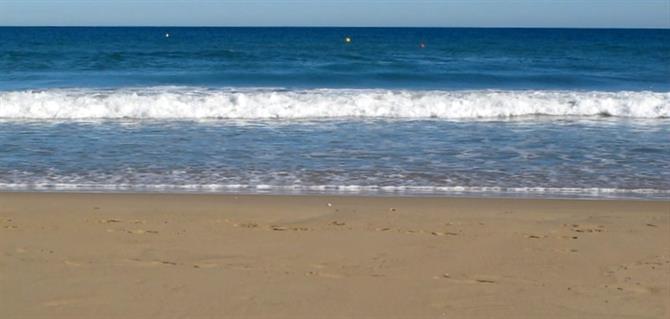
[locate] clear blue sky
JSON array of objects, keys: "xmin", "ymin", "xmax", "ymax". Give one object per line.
[{"xmin": 1, "ymin": 0, "xmax": 668, "ymax": 28}]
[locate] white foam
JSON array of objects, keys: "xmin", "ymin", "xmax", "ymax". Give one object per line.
[
  {"xmin": 0, "ymin": 87, "xmax": 668, "ymax": 119},
  {"xmin": 0, "ymin": 182, "xmax": 667, "ymax": 199}
]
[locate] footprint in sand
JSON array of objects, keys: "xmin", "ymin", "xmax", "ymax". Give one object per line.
[
  {"xmin": 193, "ymin": 263, "xmax": 218, "ymax": 269},
  {"xmin": 99, "ymin": 218, "xmax": 122, "ymax": 223},
  {"xmin": 475, "ymin": 279, "xmax": 497, "ymax": 284},
  {"xmin": 565, "ymin": 224, "xmax": 605, "ymax": 233},
  {"xmin": 432, "ymin": 231, "xmax": 459, "ymax": 237},
  {"xmin": 613, "ymin": 284, "xmax": 651, "ymax": 294},
  {"xmin": 1, "ymin": 218, "xmax": 14, "ymax": 224},
  {"xmin": 269, "ymin": 225, "xmax": 310, "ymax": 232},
  {"xmin": 526, "ymin": 233, "xmax": 551, "ymax": 239},
  {"xmin": 1, "ymin": 218, "xmax": 17, "ymax": 229},
  {"xmin": 435, "ymin": 274, "xmax": 498, "ymax": 284},
  {"xmin": 234, "ymin": 222, "xmax": 259, "ymax": 229},
  {"xmin": 560, "ymin": 235, "xmax": 580, "ymax": 240},
  {"xmin": 126, "ymin": 229, "xmax": 159, "ymax": 235},
  {"xmin": 123, "ymin": 258, "xmax": 178, "ymax": 267},
  {"xmin": 606, "ymin": 256, "xmax": 670, "ymax": 292},
  {"xmin": 435, "ymin": 274, "xmax": 537, "ymax": 286},
  {"xmin": 550, "ymin": 248, "xmax": 579, "ymax": 254}
]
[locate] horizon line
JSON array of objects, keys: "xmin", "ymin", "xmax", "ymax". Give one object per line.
[{"xmin": 1, "ymin": 25, "xmax": 669, "ymax": 30}]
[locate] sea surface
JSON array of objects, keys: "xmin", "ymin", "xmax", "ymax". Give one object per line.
[{"xmin": 0, "ymin": 27, "xmax": 669, "ymax": 199}]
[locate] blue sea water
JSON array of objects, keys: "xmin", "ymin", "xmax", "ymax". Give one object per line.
[
  {"xmin": 2, "ymin": 27, "xmax": 669, "ymax": 91},
  {"xmin": 0, "ymin": 27, "xmax": 669, "ymax": 198}
]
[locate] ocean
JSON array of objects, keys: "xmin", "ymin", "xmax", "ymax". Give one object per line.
[{"xmin": 0, "ymin": 27, "xmax": 668, "ymax": 199}]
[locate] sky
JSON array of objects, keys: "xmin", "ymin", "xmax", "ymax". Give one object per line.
[{"xmin": 0, "ymin": 0, "xmax": 668, "ymax": 28}]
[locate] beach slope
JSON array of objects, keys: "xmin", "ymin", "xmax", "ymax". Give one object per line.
[{"xmin": 1, "ymin": 193, "xmax": 668, "ymax": 318}]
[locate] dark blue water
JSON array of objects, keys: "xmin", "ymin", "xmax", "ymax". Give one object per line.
[
  {"xmin": 0, "ymin": 28, "xmax": 668, "ymax": 198},
  {"xmin": 1, "ymin": 27, "xmax": 669, "ymax": 91}
]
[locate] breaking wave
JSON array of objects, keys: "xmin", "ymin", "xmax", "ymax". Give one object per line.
[{"xmin": 0, "ymin": 87, "xmax": 668, "ymax": 120}]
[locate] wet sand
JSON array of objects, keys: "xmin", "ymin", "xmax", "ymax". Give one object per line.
[{"xmin": 1, "ymin": 192, "xmax": 668, "ymax": 318}]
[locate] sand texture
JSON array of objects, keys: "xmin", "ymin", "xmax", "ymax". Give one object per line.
[{"xmin": 1, "ymin": 192, "xmax": 669, "ymax": 318}]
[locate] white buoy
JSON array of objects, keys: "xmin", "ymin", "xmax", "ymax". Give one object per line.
[{"xmin": 165, "ymin": 33, "xmax": 170, "ymax": 38}]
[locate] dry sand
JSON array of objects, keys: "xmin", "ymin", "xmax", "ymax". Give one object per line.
[{"xmin": 1, "ymin": 192, "xmax": 669, "ymax": 318}]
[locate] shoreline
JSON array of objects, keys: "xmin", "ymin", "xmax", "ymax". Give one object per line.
[
  {"xmin": 2, "ymin": 192, "xmax": 669, "ymax": 318},
  {"xmin": 1, "ymin": 189, "xmax": 669, "ymax": 202},
  {"xmin": 2, "ymin": 191, "xmax": 670, "ymax": 206}
]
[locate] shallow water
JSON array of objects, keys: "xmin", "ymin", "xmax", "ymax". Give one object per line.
[{"xmin": 1, "ymin": 118, "xmax": 668, "ymax": 199}]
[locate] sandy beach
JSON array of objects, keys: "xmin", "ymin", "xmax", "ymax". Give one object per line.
[{"xmin": 0, "ymin": 192, "xmax": 668, "ymax": 318}]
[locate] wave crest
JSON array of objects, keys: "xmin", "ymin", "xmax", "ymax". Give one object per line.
[{"xmin": 1, "ymin": 88, "xmax": 668, "ymax": 119}]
